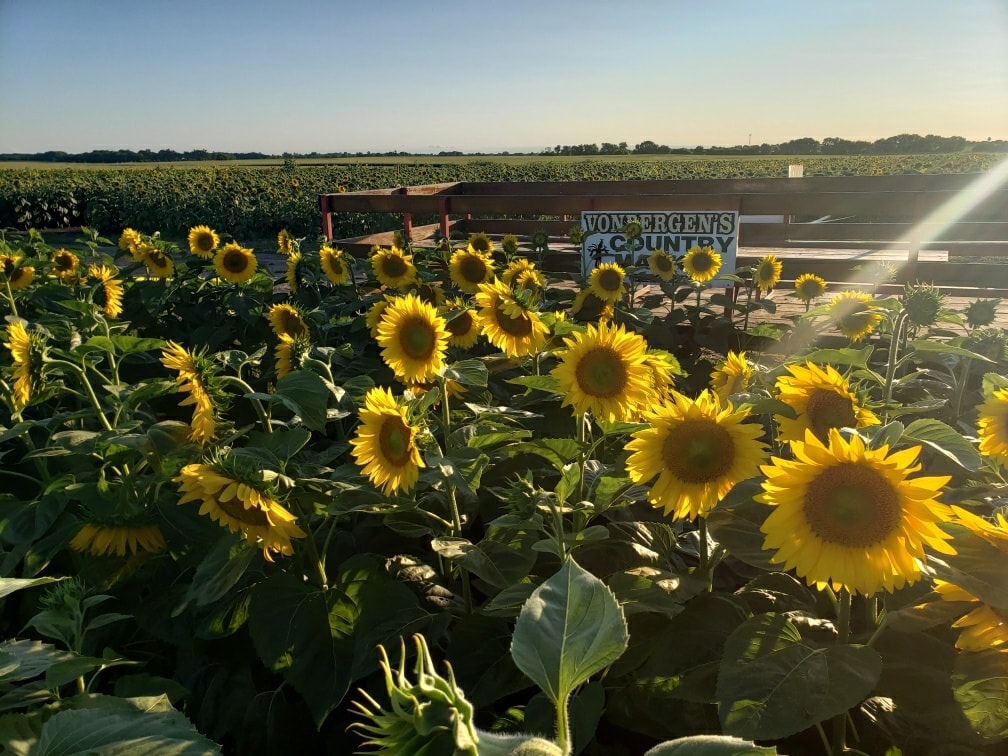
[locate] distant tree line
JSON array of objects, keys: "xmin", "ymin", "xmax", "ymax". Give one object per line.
[{"xmin": 1, "ymin": 134, "xmax": 1005, "ymax": 163}]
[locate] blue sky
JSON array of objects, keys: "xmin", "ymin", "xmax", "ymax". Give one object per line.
[{"xmin": 1, "ymin": 0, "xmax": 1006, "ymax": 154}]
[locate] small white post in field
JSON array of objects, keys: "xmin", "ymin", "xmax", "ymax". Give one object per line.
[{"xmin": 789, "ymin": 164, "xmax": 804, "ymax": 178}]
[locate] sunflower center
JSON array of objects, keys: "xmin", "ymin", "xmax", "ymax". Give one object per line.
[
  {"xmin": 758, "ymin": 263, "xmax": 775, "ymax": 282},
  {"xmin": 398, "ymin": 316, "xmax": 437, "ymax": 359},
  {"xmin": 805, "ymin": 389, "xmax": 857, "ymax": 441},
  {"xmin": 660, "ymin": 420, "xmax": 735, "ymax": 483},
  {"xmin": 55, "ymin": 254, "xmax": 75, "ymax": 271},
  {"xmin": 2, "ymin": 258, "xmax": 14, "ymax": 276},
  {"xmin": 280, "ymin": 311, "xmax": 306, "ymax": 336},
  {"xmin": 214, "ymin": 495, "xmax": 270, "ymax": 528},
  {"xmin": 597, "ymin": 269, "xmax": 622, "ymax": 292},
  {"xmin": 802, "ymin": 462, "xmax": 901, "ymax": 547},
  {"xmin": 459, "ymin": 256, "xmax": 488, "ymax": 283},
  {"xmin": 798, "ymin": 282, "xmax": 821, "ymax": 299},
  {"xmin": 330, "ymin": 257, "xmax": 345, "ymax": 275},
  {"xmin": 574, "ymin": 346, "xmax": 628, "ymax": 398},
  {"xmin": 495, "ymin": 307, "xmax": 533, "ymax": 337},
  {"xmin": 378, "ymin": 416, "xmax": 414, "ymax": 466},
  {"xmin": 381, "ymin": 256, "xmax": 408, "ymax": 278},
  {"xmin": 197, "ymin": 233, "xmax": 215, "ymax": 252},
  {"xmin": 655, "ymin": 255, "xmax": 673, "ymax": 272},
  {"xmin": 446, "ymin": 311, "xmax": 475, "ymax": 337},
  {"xmin": 224, "ymin": 251, "xmax": 248, "ymax": 273},
  {"xmin": 691, "ymin": 253, "xmax": 713, "ymax": 273}
]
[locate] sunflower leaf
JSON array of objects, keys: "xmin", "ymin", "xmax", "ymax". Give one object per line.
[
  {"xmin": 644, "ymin": 735, "xmax": 778, "ymax": 755},
  {"xmin": 953, "ymin": 649, "xmax": 1008, "ymax": 739},
  {"xmin": 900, "ymin": 418, "xmax": 983, "ymax": 471}
]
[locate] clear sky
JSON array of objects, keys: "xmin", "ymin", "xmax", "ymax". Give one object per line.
[{"xmin": 1, "ymin": 0, "xmax": 1006, "ymax": 154}]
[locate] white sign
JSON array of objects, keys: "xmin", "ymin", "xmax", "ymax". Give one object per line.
[{"xmin": 580, "ymin": 210, "xmax": 739, "ymax": 286}]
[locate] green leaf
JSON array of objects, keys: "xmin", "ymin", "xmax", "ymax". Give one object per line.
[
  {"xmin": 716, "ymin": 614, "xmax": 882, "ymax": 740},
  {"xmin": 909, "ymin": 339, "xmax": 996, "ymax": 363},
  {"xmin": 796, "ymin": 346, "xmax": 874, "ymax": 370},
  {"xmin": 506, "ymin": 438, "xmax": 582, "ymax": 470},
  {"xmin": 0, "ymin": 577, "xmax": 65, "ymax": 601},
  {"xmin": 0, "ymin": 639, "xmax": 75, "ymax": 682},
  {"xmin": 33, "ymin": 694, "xmax": 220, "ymax": 755},
  {"xmin": 443, "ymin": 359, "xmax": 488, "ymax": 387},
  {"xmin": 508, "ymin": 375, "xmax": 562, "ymax": 395},
  {"xmin": 510, "ymin": 558, "xmax": 628, "ymax": 706},
  {"xmin": 271, "ymin": 371, "xmax": 329, "ymax": 432},
  {"xmin": 901, "ymin": 418, "xmax": 983, "ymax": 471},
  {"xmin": 177, "ymin": 538, "xmax": 255, "ymax": 611},
  {"xmin": 645, "ymin": 735, "xmax": 778, "ymax": 755},
  {"xmin": 953, "ymin": 649, "xmax": 1008, "ymax": 739},
  {"xmin": 982, "ymin": 371, "xmax": 1008, "ymax": 394}
]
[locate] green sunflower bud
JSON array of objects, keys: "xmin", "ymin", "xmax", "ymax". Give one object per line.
[
  {"xmin": 902, "ymin": 281, "xmax": 943, "ymax": 327},
  {"xmin": 965, "ymin": 298, "xmax": 999, "ymax": 329}
]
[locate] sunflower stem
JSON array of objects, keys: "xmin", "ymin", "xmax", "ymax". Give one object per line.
[
  {"xmin": 698, "ymin": 516, "xmax": 712, "ymax": 591},
  {"xmin": 830, "ymin": 588, "xmax": 853, "ymax": 755},
  {"xmin": 881, "ymin": 311, "xmax": 909, "ymax": 422},
  {"xmin": 2, "ymin": 278, "xmax": 18, "ymax": 319},
  {"xmin": 815, "ymin": 721, "xmax": 832, "ymax": 754},
  {"xmin": 438, "ymin": 375, "xmax": 473, "ymax": 614},
  {"xmin": 953, "ymin": 355, "xmax": 973, "ymax": 421},
  {"xmin": 221, "ymin": 376, "xmax": 272, "ymax": 433},
  {"xmin": 50, "ymin": 359, "xmax": 113, "ymax": 432}
]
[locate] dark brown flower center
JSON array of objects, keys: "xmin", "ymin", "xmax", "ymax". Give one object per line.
[
  {"xmin": 459, "ymin": 255, "xmax": 488, "ymax": 283},
  {"xmin": 279, "ymin": 310, "xmax": 306, "ymax": 336},
  {"xmin": 654, "ymin": 255, "xmax": 673, "ymax": 272},
  {"xmin": 495, "ymin": 307, "xmax": 533, "ymax": 337},
  {"xmin": 574, "ymin": 346, "xmax": 627, "ymax": 398},
  {"xmin": 381, "ymin": 255, "xmax": 408, "ymax": 278},
  {"xmin": 446, "ymin": 310, "xmax": 475, "ymax": 337},
  {"xmin": 596, "ymin": 269, "xmax": 623, "ymax": 292},
  {"xmin": 691, "ymin": 253, "xmax": 714, "ymax": 273},
  {"xmin": 215, "ymin": 495, "xmax": 270, "ymax": 527},
  {"xmin": 802, "ymin": 462, "xmax": 901, "ymax": 547},
  {"xmin": 196, "ymin": 233, "xmax": 215, "ymax": 252},
  {"xmin": 378, "ymin": 416, "xmax": 413, "ymax": 466},
  {"xmin": 805, "ymin": 389, "xmax": 857, "ymax": 441},
  {"xmin": 398, "ymin": 316, "xmax": 436, "ymax": 359},
  {"xmin": 660, "ymin": 420, "xmax": 734, "ymax": 484},
  {"xmin": 224, "ymin": 251, "xmax": 248, "ymax": 273}
]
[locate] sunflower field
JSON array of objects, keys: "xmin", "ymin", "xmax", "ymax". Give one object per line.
[{"xmin": 0, "ymin": 218, "xmax": 1006, "ymax": 756}]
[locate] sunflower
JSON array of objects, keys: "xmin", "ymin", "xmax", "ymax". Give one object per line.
[
  {"xmin": 551, "ymin": 321, "xmax": 654, "ymax": 422},
  {"xmin": 413, "ymin": 281, "xmax": 446, "ymax": 308},
  {"xmin": 588, "ymin": 262, "xmax": 626, "ymax": 304},
  {"xmin": 753, "ymin": 255, "xmax": 783, "ymax": 292},
  {"xmin": 161, "ymin": 341, "xmax": 219, "ymax": 445},
  {"xmin": 118, "ymin": 228, "xmax": 142, "ymax": 256},
  {"xmin": 530, "ymin": 230, "xmax": 550, "ymax": 253},
  {"xmin": 710, "ymin": 351, "xmax": 754, "ymax": 403},
  {"xmin": 376, "ymin": 294, "xmax": 449, "ymax": 383},
  {"xmin": 502, "ymin": 258, "xmax": 544, "ymax": 295},
  {"xmin": 142, "ymin": 246, "xmax": 175, "ymax": 278},
  {"xmin": 647, "ymin": 250, "xmax": 677, "ymax": 281},
  {"xmin": 467, "ymin": 232, "xmax": 494, "ymax": 256},
  {"xmin": 366, "ymin": 296, "xmax": 394, "ymax": 338},
  {"xmin": 758, "ymin": 428, "xmax": 955, "ymax": 595},
  {"xmin": 277, "ymin": 228, "xmax": 295, "ymax": 256},
  {"xmin": 682, "ymin": 245, "xmax": 722, "ymax": 283},
  {"xmin": 70, "ymin": 522, "xmax": 166, "ymax": 557},
  {"xmin": 977, "ymin": 387, "xmax": 1008, "ymax": 468},
  {"xmin": 774, "ymin": 361, "xmax": 879, "ymax": 444},
  {"xmin": 52, "ymin": 249, "xmax": 79, "ymax": 282},
  {"xmin": 175, "ymin": 461, "xmax": 306, "ymax": 561},
  {"xmin": 448, "ymin": 247, "xmax": 494, "ymax": 293},
  {"xmin": 88, "ymin": 264, "xmax": 124, "ymax": 318},
  {"xmin": 320, "ymin": 244, "xmax": 351, "ymax": 285},
  {"xmin": 187, "ymin": 225, "xmax": 219, "ymax": 258},
  {"xmin": 501, "ymin": 234, "xmax": 520, "ymax": 256},
  {"xmin": 570, "ymin": 288, "xmax": 614, "ymax": 324},
  {"xmin": 286, "ymin": 251, "xmax": 302, "ymax": 292},
  {"xmin": 965, "ymin": 299, "xmax": 999, "ymax": 329},
  {"xmin": 643, "ymin": 349, "xmax": 682, "ymax": 401},
  {"xmin": 934, "ymin": 580, "xmax": 1008, "ymax": 652},
  {"xmin": 267, "ymin": 303, "xmax": 309, "ymax": 339},
  {"xmin": 626, "ymin": 390, "xmax": 768, "ymax": 521},
  {"xmin": 4, "ymin": 321, "xmax": 45, "ymax": 410},
  {"xmin": 474, "ymin": 279, "xmax": 549, "ymax": 358},
  {"xmin": 350, "ymin": 386, "xmax": 424, "ymax": 495},
  {"xmin": 371, "ymin": 246, "xmax": 417, "ymax": 290},
  {"xmin": 440, "ymin": 299, "xmax": 481, "ymax": 349},
  {"xmin": 829, "ymin": 290, "xmax": 883, "ymax": 342},
  {"xmin": 1, "ymin": 255, "xmax": 35, "ymax": 291},
  {"xmin": 275, "ymin": 334, "xmax": 312, "ymax": 378},
  {"xmin": 794, "ymin": 273, "xmax": 827, "ymax": 304},
  {"xmin": 214, "ymin": 242, "xmax": 258, "ymax": 284}
]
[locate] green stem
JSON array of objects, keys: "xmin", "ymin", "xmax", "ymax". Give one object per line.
[
  {"xmin": 953, "ymin": 356, "xmax": 973, "ymax": 420},
  {"xmin": 881, "ymin": 311, "xmax": 908, "ymax": 421},
  {"xmin": 556, "ymin": 692, "xmax": 572, "ymax": 756},
  {"xmin": 300, "ymin": 524, "xmax": 328, "ymax": 590},
  {"xmin": 830, "ymin": 588, "xmax": 853, "ymax": 755},
  {"xmin": 220, "ymin": 375, "xmax": 272, "ymax": 432},
  {"xmin": 2, "ymin": 278, "xmax": 19, "ymax": 318},
  {"xmin": 698, "ymin": 516, "xmax": 711, "ymax": 590},
  {"xmin": 742, "ymin": 283, "xmax": 754, "ymax": 333},
  {"xmin": 51, "ymin": 359, "xmax": 113, "ymax": 432},
  {"xmin": 577, "ymin": 412, "xmax": 587, "ymax": 503},
  {"xmin": 438, "ymin": 375, "xmax": 473, "ymax": 614}
]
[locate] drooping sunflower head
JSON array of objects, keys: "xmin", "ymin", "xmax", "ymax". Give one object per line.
[
  {"xmin": 626, "ymin": 389, "xmax": 768, "ymax": 521},
  {"xmin": 902, "ymin": 281, "xmax": 944, "ymax": 328},
  {"xmin": 550, "ymin": 320, "xmax": 654, "ymax": 422},
  {"xmin": 286, "ymin": 251, "xmax": 302, "ymax": 292},
  {"xmin": 647, "ymin": 250, "xmax": 677, "ymax": 282},
  {"xmin": 829, "ymin": 291, "xmax": 884, "ymax": 342},
  {"xmin": 965, "ymin": 298, "xmax": 999, "ymax": 329},
  {"xmin": 588, "ymin": 263, "xmax": 626, "ymax": 304},
  {"xmin": 682, "ymin": 245, "xmax": 722, "ymax": 283},
  {"xmin": 371, "ymin": 246, "xmax": 417, "ymax": 290},
  {"xmin": 413, "ymin": 281, "xmax": 446, "ymax": 308},
  {"xmin": 758, "ymin": 428, "xmax": 955, "ymax": 595},
  {"xmin": 175, "ymin": 457, "xmax": 306, "ymax": 561},
  {"xmin": 391, "ymin": 230, "xmax": 409, "ymax": 251},
  {"xmin": 794, "ymin": 273, "xmax": 827, "ymax": 303},
  {"xmin": 774, "ymin": 361, "xmax": 879, "ymax": 444},
  {"xmin": 118, "ymin": 228, "xmax": 142, "ymax": 256},
  {"xmin": 642, "ymin": 348, "xmax": 683, "ymax": 401},
  {"xmin": 4, "ymin": 321, "xmax": 47, "ymax": 410},
  {"xmin": 161, "ymin": 341, "xmax": 224, "ymax": 445},
  {"xmin": 710, "ymin": 351, "xmax": 754, "ymax": 403},
  {"xmin": 188, "ymin": 225, "xmax": 219, "ymax": 258},
  {"xmin": 366, "ymin": 296, "xmax": 395, "ymax": 338},
  {"xmin": 376, "ymin": 294, "xmax": 450, "ymax": 383},
  {"xmin": 52, "ymin": 248, "xmax": 80, "ymax": 281},
  {"xmin": 933, "ymin": 579, "xmax": 1008, "ymax": 652},
  {"xmin": 467, "ymin": 232, "xmax": 494, "ymax": 256},
  {"xmin": 502, "ymin": 257, "xmax": 536, "ymax": 286},
  {"xmin": 70, "ymin": 519, "xmax": 167, "ymax": 557},
  {"xmin": 142, "ymin": 246, "xmax": 175, "ymax": 279},
  {"xmin": 274, "ymin": 333, "xmax": 312, "ymax": 379},
  {"xmin": 349, "ymin": 386, "xmax": 425, "ymax": 495},
  {"xmin": 568, "ymin": 226, "xmax": 585, "ymax": 247},
  {"xmin": 267, "ymin": 303, "xmax": 309, "ymax": 339},
  {"xmin": 753, "ymin": 255, "xmax": 783, "ymax": 292},
  {"xmin": 214, "ymin": 242, "xmax": 258, "ymax": 284},
  {"xmin": 977, "ymin": 386, "xmax": 1008, "ymax": 469},
  {"xmin": 440, "ymin": 299, "xmax": 481, "ymax": 349},
  {"xmin": 1, "ymin": 255, "xmax": 36, "ymax": 292},
  {"xmin": 448, "ymin": 247, "xmax": 494, "ymax": 294},
  {"xmin": 277, "ymin": 228, "xmax": 295, "ymax": 256},
  {"xmin": 87, "ymin": 264, "xmax": 124, "ymax": 319},
  {"xmin": 320, "ymin": 244, "xmax": 351, "ymax": 285},
  {"xmin": 570, "ymin": 288, "xmax": 614, "ymax": 324},
  {"xmin": 501, "ymin": 233, "xmax": 520, "ymax": 256},
  {"xmin": 474, "ymin": 278, "xmax": 549, "ymax": 358}
]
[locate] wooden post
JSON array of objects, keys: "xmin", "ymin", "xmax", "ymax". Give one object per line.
[
  {"xmin": 397, "ymin": 187, "xmax": 413, "ymax": 240},
  {"xmin": 320, "ymin": 195, "xmax": 333, "ymax": 240},
  {"xmin": 439, "ymin": 196, "xmax": 451, "ymax": 238}
]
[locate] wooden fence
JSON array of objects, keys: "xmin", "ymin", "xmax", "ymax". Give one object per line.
[{"xmin": 320, "ymin": 172, "xmax": 1008, "ymax": 296}]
